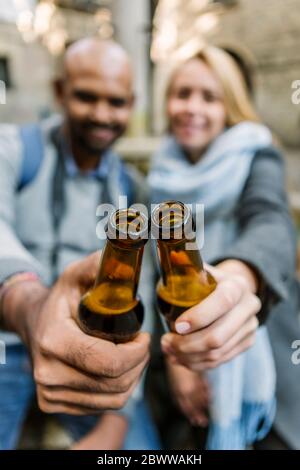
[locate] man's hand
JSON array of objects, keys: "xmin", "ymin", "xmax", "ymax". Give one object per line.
[
  {"xmin": 3, "ymin": 253, "xmax": 150, "ymax": 415},
  {"xmin": 161, "ymin": 260, "xmax": 261, "ymax": 371}
]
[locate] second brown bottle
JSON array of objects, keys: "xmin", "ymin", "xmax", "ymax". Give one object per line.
[{"xmin": 152, "ymin": 200, "xmax": 217, "ymax": 332}]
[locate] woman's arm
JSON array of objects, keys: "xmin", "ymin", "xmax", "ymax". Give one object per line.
[
  {"xmin": 211, "ymin": 146, "xmax": 297, "ymax": 322},
  {"xmin": 161, "ymin": 147, "xmax": 297, "ymax": 371}
]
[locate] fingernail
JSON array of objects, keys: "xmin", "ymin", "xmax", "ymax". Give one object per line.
[{"xmin": 175, "ymin": 321, "xmax": 190, "ymax": 334}]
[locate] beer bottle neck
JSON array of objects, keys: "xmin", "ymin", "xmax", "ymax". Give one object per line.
[
  {"xmin": 157, "ymin": 236, "xmax": 217, "ymax": 307},
  {"xmin": 157, "ymin": 237, "xmax": 204, "ymax": 281},
  {"xmin": 95, "ymin": 239, "xmax": 144, "ymax": 297}
]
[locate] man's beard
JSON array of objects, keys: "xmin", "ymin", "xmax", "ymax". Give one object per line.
[{"xmin": 70, "ymin": 121, "xmax": 124, "ymax": 155}]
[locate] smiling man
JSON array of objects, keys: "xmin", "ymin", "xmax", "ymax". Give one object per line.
[
  {"xmin": 0, "ymin": 38, "xmax": 157, "ymax": 450},
  {"xmin": 57, "ymin": 38, "xmax": 134, "ymax": 170}
]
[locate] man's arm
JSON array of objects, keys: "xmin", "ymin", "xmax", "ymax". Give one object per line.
[{"xmin": 0, "ymin": 125, "xmax": 46, "ymax": 286}]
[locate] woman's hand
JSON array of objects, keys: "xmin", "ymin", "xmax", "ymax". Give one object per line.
[
  {"xmin": 161, "ymin": 260, "xmax": 261, "ymax": 371},
  {"xmin": 166, "ymin": 358, "xmax": 210, "ymax": 427}
]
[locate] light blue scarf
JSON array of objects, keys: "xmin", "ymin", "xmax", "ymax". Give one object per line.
[{"xmin": 148, "ymin": 122, "xmax": 276, "ymax": 449}]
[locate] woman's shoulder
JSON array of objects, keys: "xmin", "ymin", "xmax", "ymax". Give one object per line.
[
  {"xmin": 241, "ymin": 145, "xmax": 287, "ymax": 205},
  {"xmin": 254, "ymin": 144, "xmax": 284, "ymax": 161},
  {"xmin": 250, "ymin": 145, "xmax": 285, "ymax": 180}
]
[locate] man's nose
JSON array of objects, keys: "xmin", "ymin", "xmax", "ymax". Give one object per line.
[{"xmin": 91, "ymin": 100, "xmax": 113, "ymax": 123}]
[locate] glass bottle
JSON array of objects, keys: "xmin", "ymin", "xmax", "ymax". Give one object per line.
[
  {"xmin": 152, "ymin": 201, "xmax": 217, "ymax": 331},
  {"xmin": 77, "ymin": 208, "xmax": 149, "ymax": 343}
]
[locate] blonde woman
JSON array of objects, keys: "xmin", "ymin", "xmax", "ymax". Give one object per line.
[{"xmin": 148, "ymin": 46, "xmax": 299, "ymax": 449}]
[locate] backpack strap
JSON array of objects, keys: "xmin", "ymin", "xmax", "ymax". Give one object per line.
[
  {"xmin": 119, "ymin": 162, "xmax": 135, "ymax": 206},
  {"xmin": 18, "ymin": 124, "xmax": 44, "ymax": 191}
]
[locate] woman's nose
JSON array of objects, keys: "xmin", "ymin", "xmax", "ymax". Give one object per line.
[{"xmin": 185, "ymin": 94, "xmax": 204, "ymax": 114}]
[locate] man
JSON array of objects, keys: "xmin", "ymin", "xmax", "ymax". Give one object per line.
[{"xmin": 0, "ymin": 38, "xmax": 155, "ymax": 450}]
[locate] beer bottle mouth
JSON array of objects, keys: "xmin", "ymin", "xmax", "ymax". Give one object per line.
[
  {"xmin": 151, "ymin": 200, "xmax": 194, "ymax": 240},
  {"xmin": 107, "ymin": 208, "xmax": 149, "ymax": 243}
]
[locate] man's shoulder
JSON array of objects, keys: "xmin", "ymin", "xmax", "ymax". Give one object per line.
[
  {"xmin": 0, "ymin": 123, "xmax": 20, "ymax": 141},
  {"xmin": 0, "ymin": 124, "xmax": 23, "ymax": 171}
]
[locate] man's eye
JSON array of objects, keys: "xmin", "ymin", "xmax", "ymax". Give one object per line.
[
  {"xmin": 74, "ymin": 91, "xmax": 98, "ymax": 103},
  {"xmin": 109, "ymin": 98, "xmax": 127, "ymax": 108}
]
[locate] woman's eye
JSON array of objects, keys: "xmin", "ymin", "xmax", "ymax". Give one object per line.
[
  {"xmin": 203, "ymin": 91, "xmax": 219, "ymax": 102},
  {"xmin": 177, "ymin": 88, "xmax": 191, "ymax": 99}
]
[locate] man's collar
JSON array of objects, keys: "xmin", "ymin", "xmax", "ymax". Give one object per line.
[{"xmin": 59, "ymin": 132, "xmax": 110, "ymax": 180}]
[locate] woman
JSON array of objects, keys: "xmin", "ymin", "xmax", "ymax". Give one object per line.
[{"xmin": 148, "ymin": 46, "xmax": 298, "ymax": 449}]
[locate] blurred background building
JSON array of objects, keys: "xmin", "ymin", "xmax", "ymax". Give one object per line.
[
  {"xmin": 0, "ymin": 0, "xmax": 300, "ymax": 193},
  {"xmin": 0, "ymin": 0, "xmax": 152, "ymax": 136}
]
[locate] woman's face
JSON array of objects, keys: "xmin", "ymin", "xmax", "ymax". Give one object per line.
[{"xmin": 167, "ymin": 58, "xmax": 227, "ymax": 160}]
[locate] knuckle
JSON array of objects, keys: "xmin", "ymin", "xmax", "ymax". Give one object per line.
[
  {"xmin": 207, "ymin": 360, "xmax": 220, "ymax": 370},
  {"xmin": 219, "ymin": 283, "xmax": 236, "ymax": 310},
  {"xmin": 207, "ymin": 331, "xmax": 223, "ymax": 350},
  {"xmin": 203, "ymin": 356, "xmax": 221, "ymax": 369},
  {"xmin": 207, "ymin": 348, "xmax": 221, "ymax": 362},
  {"xmin": 191, "ymin": 363, "xmax": 204, "ymax": 372},
  {"xmin": 111, "ymin": 393, "xmax": 128, "ymax": 410},
  {"xmin": 110, "ymin": 375, "xmax": 132, "ymax": 394},
  {"xmin": 37, "ymin": 393, "xmax": 53, "ymax": 414},
  {"xmin": 39, "ymin": 401, "xmax": 51, "ymax": 413},
  {"xmin": 247, "ymin": 334, "xmax": 256, "ymax": 348},
  {"xmin": 84, "ymin": 395, "xmax": 99, "ymax": 410},
  {"xmin": 34, "ymin": 364, "xmax": 50, "ymax": 386},
  {"xmin": 241, "ymin": 335, "xmax": 256, "ymax": 354},
  {"xmin": 38, "ymin": 335, "xmax": 53, "ymax": 355},
  {"xmin": 103, "ymin": 357, "xmax": 122, "ymax": 379},
  {"xmin": 251, "ymin": 315, "xmax": 259, "ymax": 330},
  {"xmin": 232, "ymin": 274, "xmax": 248, "ymax": 291},
  {"xmin": 251, "ymin": 295, "xmax": 262, "ymax": 313},
  {"xmin": 119, "ymin": 375, "xmax": 133, "ymax": 392},
  {"xmin": 41, "ymin": 387, "xmax": 55, "ymax": 402},
  {"xmin": 176, "ymin": 340, "xmax": 189, "ymax": 354}
]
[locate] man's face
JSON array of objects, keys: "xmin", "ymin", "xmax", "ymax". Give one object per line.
[{"xmin": 57, "ymin": 60, "xmax": 134, "ymax": 155}]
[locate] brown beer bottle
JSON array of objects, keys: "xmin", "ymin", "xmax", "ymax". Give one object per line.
[
  {"xmin": 76, "ymin": 208, "xmax": 149, "ymax": 343},
  {"xmin": 152, "ymin": 201, "xmax": 217, "ymax": 331}
]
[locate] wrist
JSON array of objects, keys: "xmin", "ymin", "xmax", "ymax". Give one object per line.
[
  {"xmin": 1, "ymin": 276, "xmax": 49, "ymax": 344},
  {"xmin": 216, "ymin": 259, "xmax": 259, "ymax": 294}
]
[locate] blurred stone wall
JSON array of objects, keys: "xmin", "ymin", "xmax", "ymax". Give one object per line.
[
  {"xmin": 0, "ymin": 0, "xmax": 151, "ymax": 133},
  {"xmin": 152, "ymin": 0, "xmax": 300, "ymax": 147},
  {"xmin": 0, "ymin": 5, "xmax": 96, "ymax": 123},
  {"xmin": 208, "ymin": 0, "xmax": 300, "ymax": 148}
]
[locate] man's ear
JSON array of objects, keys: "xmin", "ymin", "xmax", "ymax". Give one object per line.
[{"xmin": 53, "ymin": 78, "xmax": 64, "ymax": 105}]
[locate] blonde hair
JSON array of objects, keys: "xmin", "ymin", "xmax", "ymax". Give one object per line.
[{"xmin": 167, "ymin": 46, "xmax": 260, "ymax": 126}]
